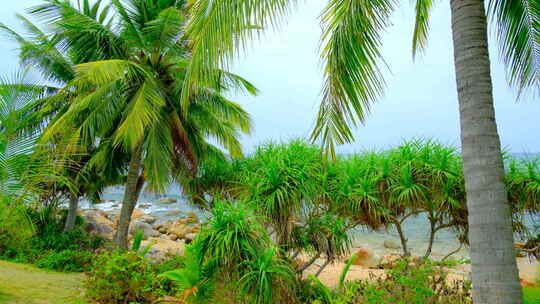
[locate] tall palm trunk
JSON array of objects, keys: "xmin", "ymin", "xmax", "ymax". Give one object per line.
[
  {"xmin": 450, "ymin": 0, "xmax": 522, "ymax": 302},
  {"xmin": 63, "ymin": 194, "xmax": 79, "ymax": 232},
  {"xmin": 114, "ymin": 144, "xmax": 144, "ymax": 249}
]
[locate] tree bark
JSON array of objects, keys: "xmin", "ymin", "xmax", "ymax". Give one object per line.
[
  {"xmin": 114, "ymin": 144, "xmax": 144, "ymax": 250},
  {"xmin": 393, "ymin": 220, "xmax": 410, "ymax": 256},
  {"xmin": 315, "ymin": 259, "xmax": 330, "ymax": 277},
  {"xmin": 297, "ymin": 252, "xmax": 321, "ymax": 273},
  {"xmin": 423, "ymin": 216, "xmax": 436, "ymax": 259},
  {"xmin": 63, "ymin": 194, "xmax": 79, "ymax": 232},
  {"xmin": 450, "ymin": 0, "xmax": 522, "ymax": 302}
]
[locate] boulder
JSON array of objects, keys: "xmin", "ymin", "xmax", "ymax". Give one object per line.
[
  {"xmin": 176, "ymin": 218, "xmax": 188, "ymax": 225},
  {"xmin": 141, "ymin": 238, "xmax": 186, "ymax": 257},
  {"xmin": 129, "ymin": 221, "xmax": 160, "ymax": 240},
  {"xmin": 191, "ymin": 225, "xmax": 201, "ymax": 234},
  {"xmin": 84, "ymin": 221, "xmax": 113, "ymax": 239},
  {"xmin": 139, "ymin": 214, "xmax": 158, "ymax": 225},
  {"xmin": 186, "ymin": 212, "xmax": 198, "ymax": 222},
  {"xmin": 379, "ymin": 254, "xmax": 402, "ymax": 269},
  {"xmin": 81, "ymin": 209, "xmax": 114, "ymax": 239},
  {"xmin": 131, "ymin": 208, "xmax": 145, "ymax": 221},
  {"xmin": 169, "ymin": 234, "xmax": 178, "ymax": 241},
  {"xmin": 169, "ymin": 223, "xmax": 189, "ymax": 239},
  {"xmin": 138, "ymin": 203, "xmax": 152, "ymax": 209},
  {"xmin": 383, "ymin": 240, "xmax": 401, "ymax": 250},
  {"xmin": 165, "ymin": 210, "xmax": 183, "ymax": 217},
  {"xmin": 351, "ymin": 247, "xmax": 381, "ymax": 269},
  {"xmin": 156, "ymin": 198, "xmax": 177, "ymax": 205}
]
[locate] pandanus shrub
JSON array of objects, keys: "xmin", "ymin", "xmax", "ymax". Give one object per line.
[
  {"xmin": 186, "ymin": 139, "xmax": 540, "ymax": 267},
  {"xmin": 241, "ymin": 140, "xmax": 323, "ymax": 245},
  {"xmin": 164, "ymin": 201, "xmax": 297, "ymax": 303}
]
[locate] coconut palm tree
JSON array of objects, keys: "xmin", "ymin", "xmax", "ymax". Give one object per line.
[
  {"xmin": 32, "ymin": 0, "xmax": 256, "ymax": 249},
  {"xmin": 181, "ymin": 0, "xmax": 538, "ymax": 301},
  {"xmin": 0, "ymin": 3, "xmax": 128, "ymax": 232}
]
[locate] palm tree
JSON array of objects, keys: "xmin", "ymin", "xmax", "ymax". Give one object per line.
[
  {"xmin": 32, "ymin": 0, "xmax": 256, "ymax": 249},
  {"xmin": 181, "ymin": 0, "xmax": 538, "ymax": 301},
  {"xmin": 0, "ymin": 3, "xmax": 128, "ymax": 232}
]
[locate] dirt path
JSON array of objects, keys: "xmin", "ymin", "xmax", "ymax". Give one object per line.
[{"xmin": 0, "ymin": 260, "xmax": 85, "ymax": 304}]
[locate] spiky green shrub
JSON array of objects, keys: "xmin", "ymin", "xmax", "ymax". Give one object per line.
[
  {"xmin": 196, "ymin": 201, "xmax": 270, "ymax": 270},
  {"xmin": 163, "ymin": 201, "xmax": 298, "ymax": 303},
  {"xmin": 238, "ymin": 247, "xmax": 295, "ymax": 304}
]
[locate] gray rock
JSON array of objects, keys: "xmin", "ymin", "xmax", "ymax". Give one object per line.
[
  {"xmin": 85, "ymin": 221, "xmax": 113, "ymax": 236},
  {"xmin": 129, "ymin": 221, "xmax": 160, "ymax": 240},
  {"xmin": 139, "ymin": 214, "xmax": 158, "ymax": 224},
  {"xmin": 383, "ymin": 240, "xmax": 401, "ymax": 250},
  {"xmin": 155, "ymin": 198, "xmax": 177, "ymax": 205},
  {"xmin": 165, "ymin": 210, "xmax": 183, "ymax": 217}
]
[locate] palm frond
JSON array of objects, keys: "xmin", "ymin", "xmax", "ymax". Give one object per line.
[
  {"xmin": 488, "ymin": 0, "xmax": 540, "ymax": 96},
  {"xmin": 311, "ymin": 0, "xmax": 395, "ymax": 160},
  {"xmin": 181, "ymin": 0, "xmax": 294, "ymax": 112},
  {"xmin": 412, "ymin": 0, "xmax": 435, "ymax": 58},
  {"xmin": 114, "ymin": 79, "xmax": 166, "ymax": 149}
]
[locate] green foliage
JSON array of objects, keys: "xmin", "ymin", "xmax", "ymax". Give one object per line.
[
  {"xmin": 0, "ymin": 199, "xmax": 34, "ymax": 255},
  {"xmin": 27, "ymin": 207, "xmax": 104, "ymax": 253},
  {"xmin": 523, "ymin": 286, "xmax": 540, "ymax": 304},
  {"xmin": 197, "ymin": 201, "xmax": 269, "ymax": 269},
  {"xmin": 338, "ymin": 253, "xmax": 357, "ymax": 292},
  {"xmin": 238, "ymin": 247, "xmax": 295, "ymax": 304},
  {"xmin": 31, "ymin": 0, "xmax": 256, "ymax": 195},
  {"xmin": 242, "ymin": 141, "xmax": 321, "ymax": 234},
  {"xmin": 162, "ymin": 202, "xmax": 298, "ymax": 303},
  {"xmin": 85, "ymin": 250, "xmax": 160, "ymax": 304},
  {"xmin": 35, "ymin": 249, "xmax": 93, "ymax": 272},
  {"xmin": 155, "ymin": 254, "xmax": 187, "ymax": 294},
  {"xmin": 160, "ymin": 244, "xmax": 217, "ymax": 303}
]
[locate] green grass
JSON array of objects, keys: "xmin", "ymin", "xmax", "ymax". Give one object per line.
[
  {"xmin": 0, "ymin": 260, "xmax": 85, "ymax": 304},
  {"xmin": 525, "ymin": 286, "xmax": 540, "ymax": 304}
]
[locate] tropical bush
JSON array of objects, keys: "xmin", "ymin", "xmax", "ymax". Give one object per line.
[
  {"xmin": 186, "ymin": 139, "xmax": 540, "ymax": 262},
  {"xmin": 85, "ymin": 250, "xmax": 161, "ymax": 304},
  {"xmin": 162, "ymin": 201, "xmax": 298, "ymax": 303},
  {"xmin": 35, "ymin": 249, "xmax": 93, "ymax": 272}
]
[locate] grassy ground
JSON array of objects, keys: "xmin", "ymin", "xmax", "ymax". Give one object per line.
[
  {"xmin": 0, "ymin": 260, "xmax": 85, "ymax": 304},
  {"xmin": 525, "ymin": 286, "xmax": 540, "ymax": 304}
]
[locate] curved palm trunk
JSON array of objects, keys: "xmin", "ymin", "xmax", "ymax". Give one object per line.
[
  {"xmin": 63, "ymin": 194, "xmax": 79, "ymax": 232},
  {"xmin": 114, "ymin": 144, "xmax": 144, "ymax": 250},
  {"xmin": 450, "ymin": 0, "xmax": 522, "ymax": 302}
]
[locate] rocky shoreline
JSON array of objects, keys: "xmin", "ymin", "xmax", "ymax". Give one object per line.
[
  {"xmin": 79, "ymin": 206, "xmax": 538, "ymax": 287},
  {"xmin": 79, "ymin": 204, "xmax": 200, "ymax": 260}
]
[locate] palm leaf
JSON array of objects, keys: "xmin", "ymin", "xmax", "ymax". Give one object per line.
[
  {"xmin": 412, "ymin": 0, "xmax": 435, "ymax": 58},
  {"xmin": 310, "ymin": 0, "xmax": 394, "ymax": 160},
  {"xmin": 488, "ymin": 0, "xmax": 540, "ymax": 96}
]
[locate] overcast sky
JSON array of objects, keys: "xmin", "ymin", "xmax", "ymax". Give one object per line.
[{"xmin": 2, "ymin": 0, "xmax": 538, "ymax": 153}]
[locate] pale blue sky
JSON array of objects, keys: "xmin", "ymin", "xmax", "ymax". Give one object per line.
[{"xmin": 2, "ymin": 0, "xmax": 538, "ymax": 153}]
